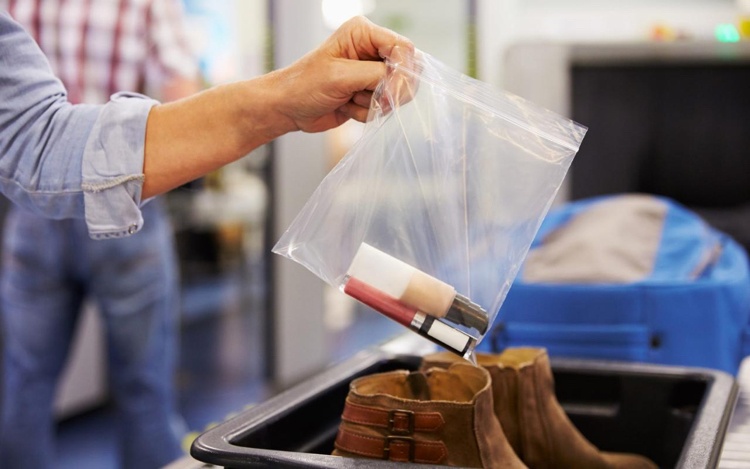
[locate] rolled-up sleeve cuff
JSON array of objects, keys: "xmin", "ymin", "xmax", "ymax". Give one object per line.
[{"xmin": 82, "ymin": 92, "xmax": 158, "ymax": 239}]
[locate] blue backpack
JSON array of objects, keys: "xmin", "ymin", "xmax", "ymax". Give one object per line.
[{"xmin": 479, "ymin": 194, "xmax": 750, "ymax": 375}]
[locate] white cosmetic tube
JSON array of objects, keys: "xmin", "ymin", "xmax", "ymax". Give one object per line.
[{"xmin": 347, "ymin": 243, "xmax": 488, "ymax": 333}]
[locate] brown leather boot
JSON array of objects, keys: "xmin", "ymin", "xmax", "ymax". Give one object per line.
[
  {"xmin": 332, "ymin": 362, "xmax": 527, "ymax": 468},
  {"xmin": 421, "ymin": 348, "xmax": 657, "ymax": 469}
]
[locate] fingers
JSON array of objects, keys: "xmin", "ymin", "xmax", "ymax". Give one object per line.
[
  {"xmin": 334, "ymin": 16, "xmax": 414, "ymax": 61},
  {"xmin": 343, "ymin": 91, "xmax": 373, "ymax": 122},
  {"xmin": 338, "ymin": 101, "xmax": 369, "ymax": 123},
  {"xmin": 335, "ymin": 59, "xmax": 387, "ymax": 94},
  {"xmin": 280, "ymin": 17, "xmax": 413, "ymax": 133},
  {"xmin": 352, "ymin": 90, "xmax": 373, "ymax": 108}
]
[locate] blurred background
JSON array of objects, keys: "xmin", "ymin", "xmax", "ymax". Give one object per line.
[{"xmin": 2, "ymin": 0, "xmax": 749, "ymax": 467}]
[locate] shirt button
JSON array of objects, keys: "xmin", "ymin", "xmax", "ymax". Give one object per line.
[{"xmin": 128, "ymin": 224, "xmax": 138, "ymax": 235}]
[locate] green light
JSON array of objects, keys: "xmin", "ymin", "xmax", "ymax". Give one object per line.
[{"xmin": 716, "ymin": 24, "xmax": 741, "ymax": 43}]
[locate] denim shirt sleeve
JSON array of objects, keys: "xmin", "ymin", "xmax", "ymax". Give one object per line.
[
  {"xmin": 82, "ymin": 93, "xmax": 157, "ymax": 239},
  {"xmin": 0, "ymin": 12, "xmax": 157, "ymax": 239}
]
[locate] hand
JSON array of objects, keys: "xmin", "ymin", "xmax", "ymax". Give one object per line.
[{"xmin": 268, "ymin": 16, "xmax": 414, "ymax": 133}]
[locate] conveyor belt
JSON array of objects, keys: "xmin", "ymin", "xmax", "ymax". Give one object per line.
[{"xmin": 719, "ymin": 357, "xmax": 750, "ymax": 468}]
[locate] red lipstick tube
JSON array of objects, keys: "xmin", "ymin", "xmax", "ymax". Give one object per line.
[{"xmin": 344, "ymin": 276, "xmax": 476, "ymax": 357}]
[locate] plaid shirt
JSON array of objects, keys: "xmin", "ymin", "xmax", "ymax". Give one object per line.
[{"xmin": 3, "ymin": 0, "xmax": 197, "ymax": 104}]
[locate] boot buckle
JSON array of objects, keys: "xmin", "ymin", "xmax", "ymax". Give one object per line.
[
  {"xmin": 384, "ymin": 435, "xmax": 415, "ymax": 461},
  {"xmin": 388, "ymin": 409, "xmax": 414, "ymax": 434}
]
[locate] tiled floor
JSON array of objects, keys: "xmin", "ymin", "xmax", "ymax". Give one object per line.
[{"xmin": 54, "ymin": 260, "xmax": 402, "ymax": 468}]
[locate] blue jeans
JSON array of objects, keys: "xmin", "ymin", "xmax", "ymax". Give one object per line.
[{"xmin": 0, "ymin": 199, "xmax": 184, "ymax": 469}]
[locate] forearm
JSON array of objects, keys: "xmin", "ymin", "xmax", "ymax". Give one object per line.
[{"xmin": 143, "ymin": 74, "xmax": 293, "ymax": 199}]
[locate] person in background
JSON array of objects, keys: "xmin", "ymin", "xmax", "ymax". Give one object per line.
[{"xmin": 0, "ymin": 1, "xmax": 200, "ymax": 467}]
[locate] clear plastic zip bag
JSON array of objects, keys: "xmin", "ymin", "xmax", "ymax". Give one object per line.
[{"xmin": 273, "ymin": 49, "xmax": 587, "ymax": 359}]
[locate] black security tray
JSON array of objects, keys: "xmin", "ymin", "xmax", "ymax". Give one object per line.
[{"xmin": 191, "ymin": 350, "xmax": 737, "ymax": 468}]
